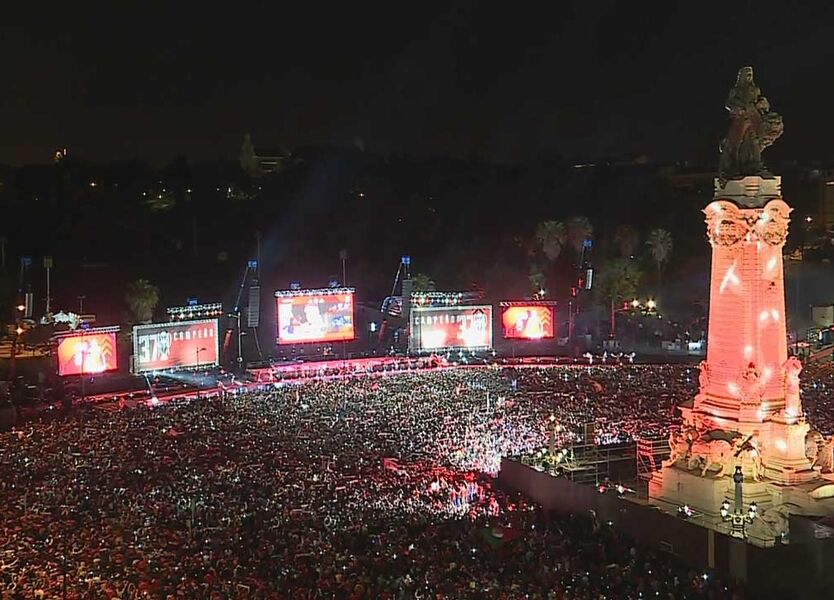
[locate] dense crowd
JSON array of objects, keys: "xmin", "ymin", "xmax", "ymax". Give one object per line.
[
  {"xmin": 2, "ymin": 362, "xmax": 811, "ymax": 598},
  {"xmin": 798, "ymin": 360, "xmax": 834, "ymax": 436}
]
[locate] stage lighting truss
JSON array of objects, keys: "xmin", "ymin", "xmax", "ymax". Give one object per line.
[
  {"xmin": 274, "ymin": 287, "xmax": 355, "ymax": 298},
  {"xmin": 410, "ymin": 291, "xmax": 466, "ymax": 307},
  {"xmin": 167, "ymin": 303, "xmax": 223, "ymax": 321}
]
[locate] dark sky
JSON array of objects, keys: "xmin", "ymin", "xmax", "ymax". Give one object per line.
[{"xmin": 3, "ymin": 1, "xmax": 834, "ymax": 166}]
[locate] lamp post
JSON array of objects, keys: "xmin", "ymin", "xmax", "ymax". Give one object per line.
[
  {"xmin": 196, "ymin": 347, "xmax": 206, "ymax": 399},
  {"xmin": 611, "ymin": 299, "xmax": 658, "ymax": 341},
  {"xmin": 339, "ymin": 249, "xmax": 348, "ymax": 286},
  {"xmin": 720, "ymin": 466, "xmax": 758, "ymax": 538},
  {"xmin": 79, "ymin": 343, "xmax": 88, "ymax": 407},
  {"xmin": 548, "ymin": 414, "xmax": 557, "ymax": 456},
  {"xmin": 225, "ymin": 311, "xmax": 244, "ymax": 370},
  {"xmin": 11, "ymin": 304, "xmax": 25, "ymax": 379},
  {"xmin": 44, "ymin": 256, "xmax": 53, "ymax": 316}
]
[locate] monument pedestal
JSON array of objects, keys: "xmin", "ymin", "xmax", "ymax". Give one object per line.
[
  {"xmin": 649, "ymin": 465, "xmax": 772, "ymax": 515},
  {"xmin": 762, "ymin": 415, "xmax": 817, "ymax": 485}
]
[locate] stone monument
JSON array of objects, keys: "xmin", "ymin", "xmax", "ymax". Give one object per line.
[{"xmin": 649, "ymin": 67, "xmax": 834, "ymax": 545}]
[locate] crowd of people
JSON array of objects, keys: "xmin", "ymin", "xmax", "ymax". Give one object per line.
[
  {"xmin": 7, "ymin": 360, "xmax": 830, "ymax": 598},
  {"xmin": 797, "ymin": 360, "xmax": 834, "ymax": 436}
]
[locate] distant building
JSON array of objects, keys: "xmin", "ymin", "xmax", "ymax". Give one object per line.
[
  {"xmin": 240, "ymin": 133, "xmax": 290, "ymax": 176},
  {"xmin": 811, "ymin": 304, "xmax": 834, "ymax": 328},
  {"xmin": 808, "ymin": 168, "xmax": 834, "ymax": 231}
]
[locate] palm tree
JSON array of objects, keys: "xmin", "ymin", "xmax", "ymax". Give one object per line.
[
  {"xmin": 613, "ymin": 225, "xmax": 639, "ymax": 258},
  {"xmin": 239, "ymin": 133, "xmax": 260, "ymax": 178},
  {"xmin": 125, "ymin": 279, "xmax": 160, "ymax": 323},
  {"xmin": 646, "ymin": 228, "xmax": 673, "ymax": 285},
  {"xmin": 534, "ymin": 221, "xmax": 567, "ymax": 261},
  {"xmin": 567, "ymin": 216, "xmax": 594, "ymax": 257},
  {"xmin": 596, "ymin": 258, "xmax": 643, "ymax": 338},
  {"xmin": 410, "ymin": 272, "xmax": 436, "ymax": 292},
  {"xmin": 528, "ymin": 263, "xmax": 547, "ymax": 293}
]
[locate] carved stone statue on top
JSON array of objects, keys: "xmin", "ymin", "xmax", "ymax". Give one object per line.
[{"xmin": 718, "ymin": 67, "xmax": 784, "ymax": 185}]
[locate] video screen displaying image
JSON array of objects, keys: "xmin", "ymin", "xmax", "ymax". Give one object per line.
[
  {"xmin": 57, "ymin": 331, "xmax": 118, "ymax": 376},
  {"xmin": 411, "ymin": 305, "xmax": 493, "ymax": 351},
  {"xmin": 501, "ymin": 304, "xmax": 555, "ymax": 340},
  {"xmin": 132, "ymin": 319, "xmax": 219, "ymax": 373},
  {"xmin": 276, "ymin": 291, "xmax": 355, "ymax": 344}
]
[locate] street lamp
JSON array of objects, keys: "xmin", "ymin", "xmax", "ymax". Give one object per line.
[
  {"xmin": 196, "ymin": 347, "xmax": 207, "ymax": 399},
  {"xmin": 79, "ymin": 343, "xmax": 89, "ymax": 406},
  {"xmin": 548, "ymin": 414, "xmax": 557, "ymax": 456},
  {"xmin": 720, "ymin": 466, "xmax": 758, "ymax": 538}
]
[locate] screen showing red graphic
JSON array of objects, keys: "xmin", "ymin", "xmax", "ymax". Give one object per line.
[
  {"xmin": 132, "ymin": 319, "xmax": 219, "ymax": 373},
  {"xmin": 410, "ymin": 305, "xmax": 493, "ymax": 351},
  {"xmin": 57, "ymin": 331, "xmax": 118, "ymax": 376},
  {"xmin": 500, "ymin": 304, "xmax": 555, "ymax": 340},
  {"xmin": 276, "ymin": 291, "xmax": 355, "ymax": 344}
]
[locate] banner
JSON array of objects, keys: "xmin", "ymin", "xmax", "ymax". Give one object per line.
[
  {"xmin": 132, "ymin": 319, "xmax": 219, "ymax": 373},
  {"xmin": 410, "ymin": 305, "xmax": 493, "ymax": 351}
]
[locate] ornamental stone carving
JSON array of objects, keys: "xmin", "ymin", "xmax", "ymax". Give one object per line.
[
  {"xmin": 704, "ymin": 199, "xmax": 791, "ymax": 247},
  {"xmin": 783, "ymin": 356, "xmax": 803, "ymax": 417},
  {"xmin": 698, "ymin": 360, "xmax": 710, "ymax": 391},
  {"xmin": 740, "ymin": 361, "xmax": 764, "ymax": 406}
]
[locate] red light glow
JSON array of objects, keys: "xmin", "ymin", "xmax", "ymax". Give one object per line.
[
  {"xmin": 57, "ymin": 332, "xmax": 118, "ymax": 376},
  {"xmin": 501, "ymin": 305, "xmax": 555, "ymax": 340}
]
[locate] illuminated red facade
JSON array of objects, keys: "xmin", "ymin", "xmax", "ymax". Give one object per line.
[
  {"xmin": 683, "ymin": 179, "xmax": 816, "ymax": 484},
  {"xmin": 696, "ymin": 198, "xmax": 791, "ymax": 420}
]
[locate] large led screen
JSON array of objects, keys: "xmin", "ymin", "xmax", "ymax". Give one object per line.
[
  {"xmin": 410, "ymin": 305, "xmax": 493, "ymax": 351},
  {"xmin": 500, "ymin": 304, "xmax": 555, "ymax": 340},
  {"xmin": 133, "ymin": 319, "xmax": 219, "ymax": 373},
  {"xmin": 276, "ymin": 291, "xmax": 355, "ymax": 344},
  {"xmin": 57, "ymin": 331, "xmax": 118, "ymax": 376}
]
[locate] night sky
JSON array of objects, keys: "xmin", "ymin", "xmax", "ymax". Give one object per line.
[{"xmin": 3, "ymin": 1, "xmax": 834, "ymax": 166}]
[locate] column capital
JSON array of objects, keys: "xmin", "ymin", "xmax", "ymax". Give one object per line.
[{"xmin": 704, "ymin": 199, "xmax": 791, "ymax": 248}]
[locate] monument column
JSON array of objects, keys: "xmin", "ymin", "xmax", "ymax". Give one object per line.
[
  {"xmin": 650, "ymin": 68, "xmax": 830, "ymax": 534},
  {"xmin": 691, "ymin": 180, "xmax": 815, "ymax": 483},
  {"xmin": 695, "ymin": 180, "xmax": 790, "ymax": 426}
]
